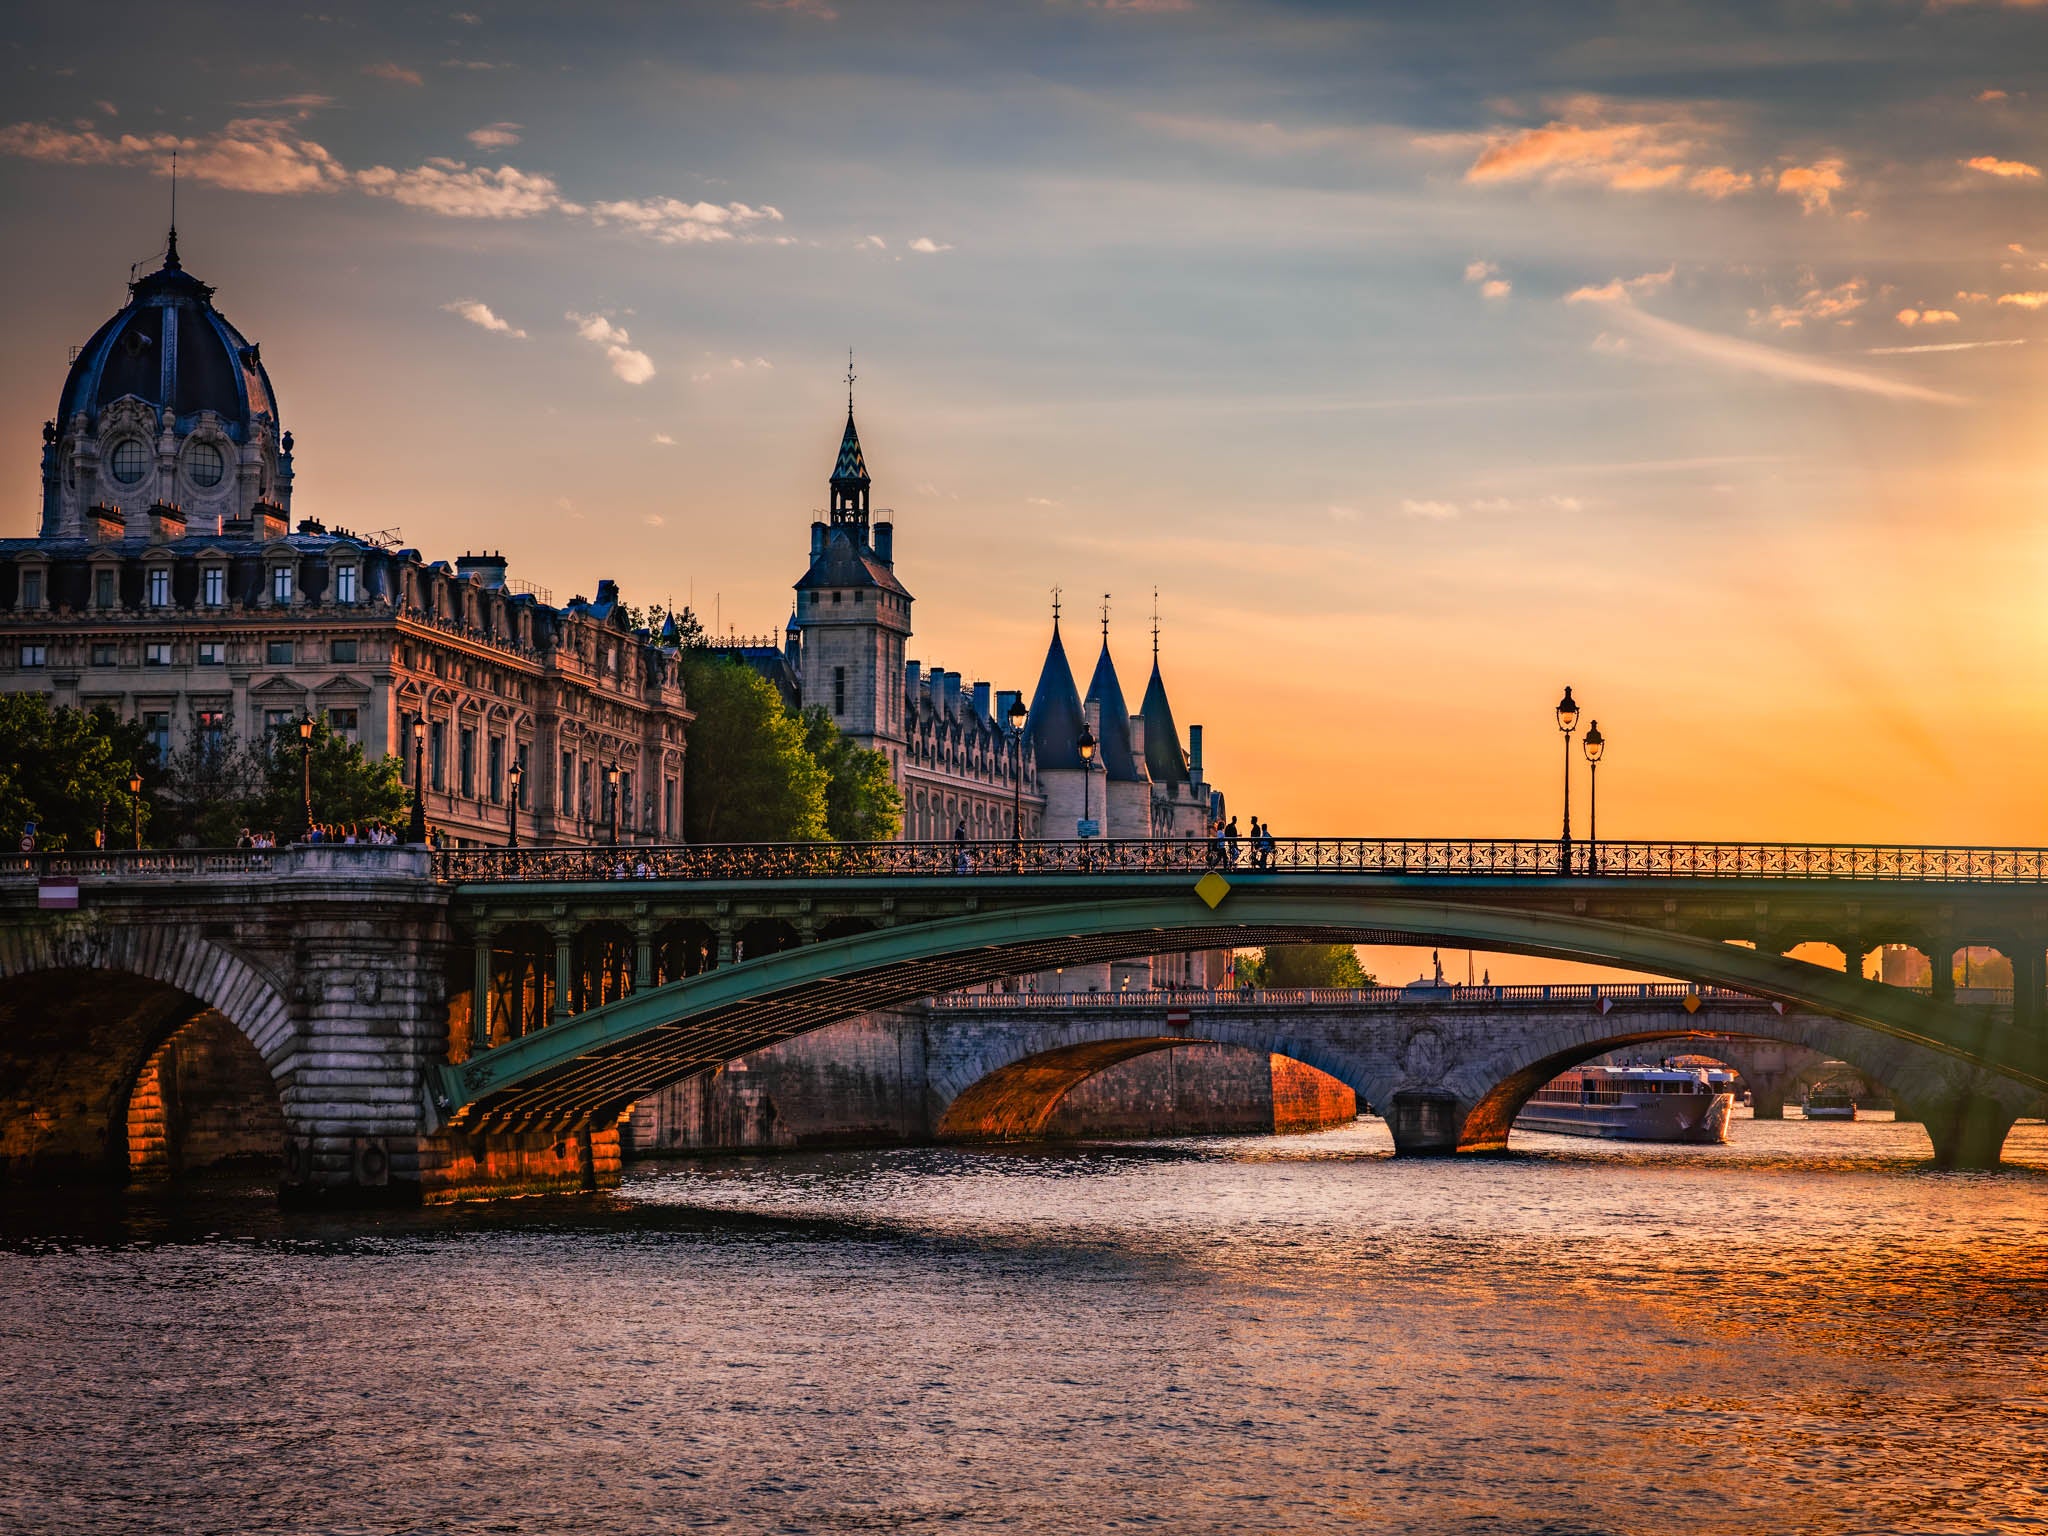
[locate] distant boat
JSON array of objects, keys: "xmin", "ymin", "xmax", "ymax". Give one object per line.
[
  {"xmin": 1516, "ymin": 1065, "xmax": 1735, "ymax": 1144},
  {"xmin": 1804, "ymin": 1088, "xmax": 1858, "ymax": 1121}
]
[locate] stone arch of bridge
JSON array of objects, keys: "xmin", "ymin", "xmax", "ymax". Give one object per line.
[
  {"xmin": 443, "ymin": 891, "xmax": 2048, "ymax": 1148},
  {"xmin": 0, "ymin": 924, "xmax": 295, "ymax": 1181}
]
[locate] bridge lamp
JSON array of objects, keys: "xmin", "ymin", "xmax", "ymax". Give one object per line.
[
  {"xmin": 1007, "ymin": 695, "xmax": 1029, "ymax": 846},
  {"xmin": 1555, "ymin": 685, "xmax": 1579, "ymax": 865},
  {"xmin": 409, "ymin": 718, "xmax": 428, "ymax": 846},
  {"xmin": 605, "ymin": 763, "xmax": 622, "ymax": 848},
  {"xmin": 1077, "ymin": 726, "xmax": 1097, "ymax": 839},
  {"xmin": 128, "ymin": 772, "xmax": 143, "ymax": 851},
  {"xmin": 507, "ymin": 761, "xmax": 524, "ymax": 849},
  {"xmin": 1582, "ymin": 721, "xmax": 1605, "ymax": 873},
  {"xmin": 298, "ymin": 715, "xmax": 315, "ymax": 843}
]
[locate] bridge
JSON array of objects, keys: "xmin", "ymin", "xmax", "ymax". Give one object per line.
[{"xmin": 4, "ymin": 836, "xmax": 2048, "ymax": 1202}]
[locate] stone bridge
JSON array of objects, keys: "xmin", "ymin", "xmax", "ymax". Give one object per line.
[{"xmin": 6, "ymin": 836, "xmax": 2048, "ymax": 1201}]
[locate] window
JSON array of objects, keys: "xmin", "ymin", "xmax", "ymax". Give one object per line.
[
  {"xmin": 560, "ymin": 751, "xmax": 573, "ymax": 812},
  {"xmin": 143, "ymin": 642, "xmax": 171, "ymax": 667},
  {"xmin": 335, "ymin": 564, "xmax": 357, "ymax": 603},
  {"xmin": 110, "ymin": 438, "xmax": 150, "ymax": 484},
  {"xmin": 202, "ymin": 567, "xmax": 224, "ymax": 607},
  {"xmin": 854, "ymin": 590, "xmax": 864, "ymax": 604},
  {"xmin": 832, "ymin": 591, "xmax": 843, "ymax": 605},
  {"xmin": 19, "ymin": 643, "xmax": 46, "ymax": 668},
  {"xmin": 184, "ymin": 441, "xmax": 225, "ymax": 488},
  {"xmin": 91, "ymin": 643, "xmax": 117, "ymax": 666},
  {"xmin": 430, "ymin": 723, "xmax": 446, "ymax": 791},
  {"xmin": 331, "ymin": 638, "xmax": 359, "ymax": 664},
  {"xmin": 664, "ymin": 776, "xmax": 676, "ymax": 837},
  {"xmin": 195, "ymin": 711, "xmax": 226, "ymax": 765},
  {"xmin": 147, "ymin": 568, "xmax": 170, "ymax": 607},
  {"xmin": 95, "ymin": 570, "xmax": 116, "ymax": 609},
  {"xmin": 460, "ymin": 727, "xmax": 476, "ymax": 799},
  {"xmin": 833, "ymin": 666, "xmax": 846, "ymax": 715},
  {"xmin": 578, "ymin": 759, "xmax": 590, "ymax": 819},
  {"xmin": 487, "ymin": 735, "xmax": 503, "ymax": 804},
  {"xmin": 144, "ymin": 711, "xmax": 171, "ymax": 763},
  {"xmin": 620, "ymin": 769, "xmax": 635, "ymax": 830},
  {"xmin": 272, "ymin": 566, "xmax": 294, "ymax": 603},
  {"xmin": 198, "ymin": 642, "xmax": 225, "ymax": 666},
  {"xmin": 266, "ymin": 640, "xmax": 294, "ymax": 665},
  {"xmin": 264, "ymin": 709, "xmax": 293, "ymax": 736},
  {"xmin": 328, "ymin": 708, "xmax": 358, "ymax": 745},
  {"xmin": 22, "ymin": 571, "xmax": 42, "ymax": 607}
]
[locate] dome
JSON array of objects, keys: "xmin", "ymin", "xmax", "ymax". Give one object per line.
[{"xmin": 56, "ymin": 232, "xmax": 279, "ymax": 446}]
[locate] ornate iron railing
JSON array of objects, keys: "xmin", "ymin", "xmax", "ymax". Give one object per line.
[
  {"xmin": 430, "ymin": 837, "xmax": 2048, "ymax": 886},
  {"xmin": 922, "ymin": 983, "xmax": 1776, "ymax": 1009}
]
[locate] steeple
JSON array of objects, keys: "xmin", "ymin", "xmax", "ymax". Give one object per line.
[
  {"xmin": 1140, "ymin": 619, "xmax": 1189, "ymax": 787},
  {"xmin": 1084, "ymin": 599, "xmax": 1144, "ymax": 783},
  {"xmin": 830, "ymin": 350, "xmax": 871, "ymax": 527},
  {"xmin": 1025, "ymin": 604, "xmax": 1087, "ymax": 771}
]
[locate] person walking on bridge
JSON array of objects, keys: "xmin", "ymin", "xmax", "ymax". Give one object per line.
[{"xmin": 1225, "ymin": 815, "xmax": 1241, "ymax": 868}]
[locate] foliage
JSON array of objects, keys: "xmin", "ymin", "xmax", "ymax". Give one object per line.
[
  {"xmin": 1234, "ymin": 944, "xmax": 1372, "ymax": 989},
  {"xmin": 621, "ymin": 601, "xmax": 706, "ymax": 646},
  {"xmin": 0, "ymin": 694, "xmax": 154, "ymax": 850},
  {"xmin": 798, "ymin": 706, "xmax": 903, "ymax": 842},
  {"xmin": 156, "ymin": 718, "xmax": 405, "ymax": 846},
  {"xmin": 678, "ymin": 654, "xmax": 828, "ymax": 842}
]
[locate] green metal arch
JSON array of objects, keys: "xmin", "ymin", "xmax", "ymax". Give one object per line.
[{"xmin": 440, "ymin": 887, "xmax": 2048, "ymax": 1130}]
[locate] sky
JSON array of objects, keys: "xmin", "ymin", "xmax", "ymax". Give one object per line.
[{"xmin": 4, "ymin": 0, "xmax": 2048, "ymax": 881}]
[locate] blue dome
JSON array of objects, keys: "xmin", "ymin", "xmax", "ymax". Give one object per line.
[{"xmin": 56, "ymin": 233, "xmax": 280, "ymax": 447}]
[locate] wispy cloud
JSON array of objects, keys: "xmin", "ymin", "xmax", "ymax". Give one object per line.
[
  {"xmin": 1867, "ymin": 338, "xmax": 2025, "ymax": 354},
  {"xmin": 1464, "ymin": 259, "xmax": 1510, "ymax": 299},
  {"xmin": 567, "ymin": 311, "xmax": 655, "ymax": 383},
  {"xmin": 909, "ymin": 235, "xmax": 953, "ymax": 254},
  {"xmin": 1895, "ymin": 307, "xmax": 1959, "ymax": 327},
  {"xmin": 467, "ymin": 122, "xmax": 522, "ymax": 151},
  {"xmin": 441, "ymin": 298, "xmax": 526, "ymax": 338},
  {"xmin": 1400, "ymin": 498, "xmax": 1460, "ymax": 518},
  {"xmin": 1459, "ymin": 97, "xmax": 1736, "ymax": 197},
  {"xmin": 1777, "ymin": 159, "xmax": 1846, "ymax": 214},
  {"xmin": 364, "ymin": 62, "xmax": 424, "ymax": 87},
  {"xmin": 752, "ymin": 0, "xmax": 839, "ymax": 16},
  {"xmin": 590, "ymin": 196, "xmax": 784, "ymax": 244},
  {"xmin": 1564, "ymin": 267, "xmax": 1673, "ymax": 305},
  {"xmin": 1747, "ymin": 277, "xmax": 1865, "ymax": 330},
  {"xmin": 651, "ymin": 431, "xmax": 675, "ymax": 445},
  {"xmin": 1997, "ymin": 291, "xmax": 2048, "ymax": 309},
  {"xmin": 1964, "ymin": 154, "xmax": 2042, "ymax": 179}
]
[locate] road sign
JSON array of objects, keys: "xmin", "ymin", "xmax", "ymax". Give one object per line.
[{"xmin": 38, "ymin": 880, "xmax": 79, "ymax": 910}]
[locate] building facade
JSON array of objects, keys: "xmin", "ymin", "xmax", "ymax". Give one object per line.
[{"xmin": 0, "ymin": 232, "xmax": 690, "ymax": 848}]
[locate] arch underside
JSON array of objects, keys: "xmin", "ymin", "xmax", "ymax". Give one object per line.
[{"xmin": 446, "ymin": 893, "xmax": 2048, "ymax": 1136}]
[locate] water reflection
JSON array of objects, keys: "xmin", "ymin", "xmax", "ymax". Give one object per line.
[{"xmin": 4, "ymin": 1113, "xmax": 2047, "ymax": 1534}]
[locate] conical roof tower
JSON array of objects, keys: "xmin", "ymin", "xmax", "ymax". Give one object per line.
[{"xmin": 1025, "ymin": 610, "xmax": 1086, "ymax": 771}]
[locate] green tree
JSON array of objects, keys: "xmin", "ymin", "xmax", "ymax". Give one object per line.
[
  {"xmin": 622, "ymin": 601, "xmax": 706, "ymax": 646},
  {"xmin": 1237, "ymin": 944, "xmax": 1372, "ymax": 988},
  {"xmin": 0, "ymin": 695, "xmax": 157, "ymax": 851},
  {"xmin": 253, "ymin": 717, "xmax": 407, "ymax": 835},
  {"xmin": 798, "ymin": 707, "xmax": 903, "ymax": 842},
  {"xmin": 679, "ymin": 654, "xmax": 828, "ymax": 842}
]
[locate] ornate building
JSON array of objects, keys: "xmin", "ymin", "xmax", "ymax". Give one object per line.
[{"xmin": 0, "ymin": 231, "xmax": 690, "ymax": 847}]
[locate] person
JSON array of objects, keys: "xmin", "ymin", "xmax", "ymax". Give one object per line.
[
  {"xmin": 1225, "ymin": 814, "xmax": 1240, "ymax": 868},
  {"xmin": 1246, "ymin": 817, "xmax": 1264, "ymax": 869},
  {"xmin": 954, "ymin": 819, "xmax": 971, "ymax": 875},
  {"xmin": 1257, "ymin": 818, "xmax": 1276, "ymax": 870},
  {"xmin": 236, "ymin": 828, "xmax": 253, "ymax": 850},
  {"xmin": 1207, "ymin": 817, "xmax": 1226, "ymax": 869}
]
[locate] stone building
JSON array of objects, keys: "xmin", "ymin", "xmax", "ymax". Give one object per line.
[{"xmin": 0, "ymin": 231, "xmax": 690, "ymax": 848}]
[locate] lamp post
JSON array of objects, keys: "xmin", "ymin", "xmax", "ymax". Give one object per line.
[
  {"xmin": 1006, "ymin": 694, "xmax": 1029, "ymax": 853},
  {"xmin": 408, "ymin": 718, "xmax": 427, "ymax": 845},
  {"xmin": 1582, "ymin": 720, "xmax": 1604, "ymax": 874},
  {"xmin": 1555, "ymin": 685, "xmax": 1579, "ymax": 870},
  {"xmin": 605, "ymin": 763, "xmax": 621, "ymax": 848},
  {"xmin": 1076, "ymin": 725, "xmax": 1096, "ymax": 839},
  {"xmin": 128, "ymin": 773, "xmax": 143, "ymax": 851},
  {"xmin": 507, "ymin": 760, "xmax": 523, "ymax": 849},
  {"xmin": 297, "ymin": 715, "xmax": 315, "ymax": 842}
]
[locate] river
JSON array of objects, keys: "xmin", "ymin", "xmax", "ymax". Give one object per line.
[{"xmin": 4, "ymin": 1113, "xmax": 2046, "ymax": 1535}]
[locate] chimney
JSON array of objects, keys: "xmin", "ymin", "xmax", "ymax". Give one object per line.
[
  {"xmin": 811, "ymin": 521, "xmax": 827, "ymax": 558},
  {"xmin": 1129, "ymin": 712, "xmax": 1146, "ymax": 765},
  {"xmin": 1189, "ymin": 724, "xmax": 1203, "ymax": 784},
  {"xmin": 596, "ymin": 578, "xmax": 620, "ymax": 609},
  {"xmin": 942, "ymin": 670, "xmax": 962, "ymax": 715},
  {"xmin": 296, "ymin": 517, "xmax": 327, "ymax": 536},
  {"xmin": 251, "ymin": 501, "xmax": 288, "ymax": 542},
  {"xmin": 996, "ymin": 689, "xmax": 1022, "ymax": 728},
  {"xmin": 148, "ymin": 501, "xmax": 186, "ymax": 543},
  {"xmin": 971, "ymin": 680, "xmax": 991, "ymax": 720},
  {"xmin": 873, "ymin": 519, "xmax": 893, "ymax": 565},
  {"xmin": 457, "ymin": 551, "xmax": 509, "ymax": 588},
  {"xmin": 86, "ymin": 503, "xmax": 124, "ymax": 544},
  {"xmin": 905, "ymin": 659, "xmax": 922, "ymax": 700}
]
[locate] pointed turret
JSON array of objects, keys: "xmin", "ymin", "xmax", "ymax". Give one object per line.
[
  {"xmin": 1140, "ymin": 657, "xmax": 1188, "ymax": 785},
  {"xmin": 1084, "ymin": 625, "xmax": 1144, "ymax": 784},
  {"xmin": 1024, "ymin": 616, "xmax": 1087, "ymax": 771}
]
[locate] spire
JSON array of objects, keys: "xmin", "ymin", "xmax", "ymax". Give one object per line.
[
  {"xmin": 1025, "ymin": 615, "xmax": 1087, "ymax": 771},
  {"xmin": 827, "ymin": 360, "xmax": 871, "ymax": 526},
  {"xmin": 1085, "ymin": 624, "xmax": 1144, "ymax": 784},
  {"xmin": 1140, "ymin": 616, "xmax": 1188, "ymax": 787},
  {"xmin": 165, "ymin": 148, "xmax": 181, "ymax": 270}
]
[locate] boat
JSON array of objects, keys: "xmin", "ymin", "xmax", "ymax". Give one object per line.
[
  {"xmin": 1515, "ymin": 1064, "xmax": 1735, "ymax": 1143},
  {"xmin": 1803, "ymin": 1088, "xmax": 1858, "ymax": 1121}
]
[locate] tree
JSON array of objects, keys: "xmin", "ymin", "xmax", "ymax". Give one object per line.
[
  {"xmin": 1236, "ymin": 944, "xmax": 1372, "ymax": 988},
  {"xmin": 678, "ymin": 654, "xmax": 828, "ymax": 842},
  {"xmin": 622, "ymin": 601, "xmax": 706, "ymax": 646},
  {"xmin": 798, "ymin": 707, "xmax": 903, "ymax": 842},
  {"xmin": 0, "ymin": 695, "xmax": 155, "ymax": 850},
  {"xmin": 154, "ymin": 718, "xmax": 404, "ymax": 846}
]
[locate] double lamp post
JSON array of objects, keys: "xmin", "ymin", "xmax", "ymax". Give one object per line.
[{"xmin": 1554, "ymin": 686, "xmax": 1606, "ymax": 873}]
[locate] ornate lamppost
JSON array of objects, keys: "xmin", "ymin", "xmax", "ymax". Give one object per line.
[
  {"xmin": 128, "ymin": 773, "xmax": 143, "ymax": 851},
  {"xmin": 507, "ymin": 760, "xmax": 523, "ymax": 849},
  {"xmin": 408, "ymin": 718, "xmax": 428, "ymax": 845},
  {"xmin": 1006, "ymin": 694, "xmax": 1029, "ymax": 853},
  {"xmin": 1582, "ymin": 720, "xmax": 1605, "ymax": 874},
  {"xmin": 298, "ymin": 715, "xmax": 315, "ymax": 842},
  {"xmin": 1555, "ymin": 685, "xmax": 1579, "ymax": 870},
  {"xmin": 1076, "ymin": 725, "xmax": 1097, "ymax": 839},
  {"xmin": 605, "ymin": 763, "xmax": 621, "ymax": 848}
]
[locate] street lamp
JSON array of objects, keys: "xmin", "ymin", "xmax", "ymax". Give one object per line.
[
  {"xmin": 1076, "ymin": 725, "xmax": 1096, "ymax": 839},
  {"xmin": 507, "ymin": 759, "xmax": 523, "ymax": 849},
  {"xmin": 128, "ymin": 772, "xmax": 143, "ymax": 851},
  {"xmin": 298, "ymin": 715, "xmax": 315, "ymax": 842},
  {"xmin": 1582, "ymin": 720, "xmax": 1605, "ymax": 873},
  {"xmin": 605, "ymin": 763, "xmax": 621, "ymax": 847},
  {"xmin": 1555, "ymin": 685, "xmax": 1579, "ymax": 868},
  {"xmin": 1006, "ymin": 694, "xmax": 1029, "ymax": 850},
  {"xmin": 408, "ymin": 717, "xmax": 427, "ymax": 845}
]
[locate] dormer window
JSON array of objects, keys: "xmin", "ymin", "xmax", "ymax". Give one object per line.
[
  {"xmin": 95, "ymin": 569, "xmax": 116, "ymax": 609},
  {"xmin": 335, "ymin": 564, "xmax": 357, "ymax": 603},
  {"xmin": 202, "ymin": 567, "xmax": 224, "ymax": 606},
  {"xmin": 22, "ymin": 571, "xmax": 42, "ymax": 608},
  {"xmin": 147, "ymin": 568, "xmax": 170, "ymax": 607},
  {"xmin": 272, "ymin": 566, "xmax": 293, "ymax": 603}
]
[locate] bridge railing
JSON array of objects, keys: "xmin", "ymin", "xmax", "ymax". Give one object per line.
[
  {"xmin": 431, "ymin": 836, "xmax": 2048, "ymax": 885},
  {"xmin": 921, "ymin": 983, "xmax": 1779, "ymax": 1009}
]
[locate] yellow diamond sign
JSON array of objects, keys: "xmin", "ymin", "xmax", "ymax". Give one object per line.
[
  {"xmin": 1683, "ymin": 993, "xmax": 1702, "ymax": 1014},
  {"xmin": 1194, "ymin": 871, "xmax": 1231, "ymax": 909}
]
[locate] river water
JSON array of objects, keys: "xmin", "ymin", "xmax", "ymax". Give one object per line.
[{"xmin": 5, "ymin": 1113, "xmax": 2048, "ymax": 1535}]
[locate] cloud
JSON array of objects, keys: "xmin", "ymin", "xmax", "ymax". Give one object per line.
[
  {"xmin": 642, "ymin": 514, "xmax": 666, "ymax": 527},
  {"xmin": 1461, "ymin": 97, "xmax": 1730, "ymax": 195},
  {"xmin": 1746, "ymin": 277, "xmax": 1866, "ymax": 330},
  {"xmin": 1462, "ymin": 259, "xmax": 1511, "ymax": 299},
  {"xmin": 589, "ymin": 196, "xmax": 784, "ymax": 244},
  {"xmin": 1139, "ymin": 111, "xmax": 1384, "ymax": 157},
  {"xmin": 1464, "ymin": 259, "xmax": 1498, "ymax": 283},
  {"xmin": 1964, "ymin": 155, "xmax": 2043, "ymax": 179},
  {"xmin": 567, "ymin": 311, "xmax": 655, "ymax": 383},
  {"xmin": 1024, "ymin": 496, "xmax": 1061, "ymax": 506},
  {"xmin": 441, "ymin": 298, "xmax": 526, "ymax": 337},
  {"xmin": 1979, "ymin": 89, "xmax": 2009, "ymax": 102},
  {"xmin": 364, "ymin": 62, "xmax": 424, "ymax": 87},
  {"xmin": 441, "ymin": 59, "xmax": 504, "ymax": 70},
  {"xmin": 357, "ymin": 158, "xmax": 568, "ymax": 218},
  {"xmin": 1563, "ymin": 267, "xmax": 1674, "ymax": 305},
  {"xmin": 466, "ymin": 122, "xmax": 523, "ymax": 150},
  {"xmin": 93, "ymin": 100, "xmax": 116, "ymax": 117},
  {"xmin": 1577, "ymin": 298, "xmax": 1962, "ymax": 404},
  {"xmin": 1400, "ymin": 498, "xmax": 1459, "ymax": 519},
  {"xmin": 1777, "ymin": 159, "xmax": 1846, "ymax": 213},
  {"xmin": 1895, "ymin": 308, "xmax": 1959, "ymax": 327},
  {"xmin": 1687, "ymin": 165, "xmax": 1754, "ymax": 198},
  {"xmin": 1479, "ymin": 279, "xmax": 1511, "ymax": 299},
  {"xmin": 1998, "ymin": 291, "xmax": 2048, "ymax": 308},
  {"xmin": 652, "ymin": 432, "xmax": 675, "ymax": 445},
  {"xmin": 1466, "ymin": 495, "xmax": 1585, "ymax": 514},
  {"xmin": 1957, "ymin": 290, "xmax": 1991, "ymax": 302},
  {"xmin": 1327, "ymin": 504, "xmax": 1361, "ymax": 521},
  {"xmin": 908, "ymin": 236, "xmax": 952, "ymax": 253},
  {"xmin": 0, "ymin": 118, "xmax": 356, "ymax": 195},
  {"xmin": 1867, "ymin": 338, "xmax": 2025, "ymax": 354},
  {"xmin": 857, "ymin": 234, "xmax": 887, "ymax": 250}
]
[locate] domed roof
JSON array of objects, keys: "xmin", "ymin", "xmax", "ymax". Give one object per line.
[{"xmin": 56, "ymin": 231, "xmax": 279, "ymax": 445}]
